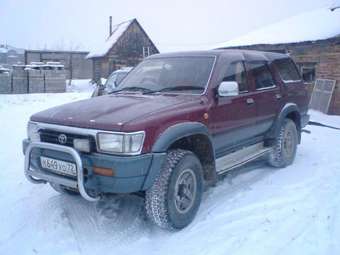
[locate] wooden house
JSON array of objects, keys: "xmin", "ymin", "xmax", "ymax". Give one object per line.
[{"xmin": 87, "ymin": 18, "xmax": 159, "ymax": 82}]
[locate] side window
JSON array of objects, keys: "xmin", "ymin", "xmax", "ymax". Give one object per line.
[
  {"xmin": 275, "ymin": 58, "xmax": 301, "ymax": 82},
  {"xmin": 222, "ymin": 61, "xmax": 248, "ymax": 92},
  {"xmin": 247, "ymin": 62, "xmax": 275, "ymax": 90}
]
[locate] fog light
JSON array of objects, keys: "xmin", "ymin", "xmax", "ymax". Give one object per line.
[
  {"xmin": 93, "ymin": 166, "xmax": 114, "ymax": 176},
  {"xmin": 73, "ymin": 138, "xmax": 90, "ymax": 152}
]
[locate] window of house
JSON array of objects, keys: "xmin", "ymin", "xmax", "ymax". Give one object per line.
[
  {"xmin": 275, "ymin": 58, "xmax": 301, "ymax": 82},
  {"xmin": 247, "ymin": 62, "xmax": 275, "ymax": 90},
  {"xmin": 222, "ymin": 61, "xmax": 248, "ymax": 92},
  {"xmin": 301, "ymin": 65, "xmax": 316, "ymax": 83},
  {"xmin": 143, "ymin": 46, "xmax": 150, "ymax": 58}
]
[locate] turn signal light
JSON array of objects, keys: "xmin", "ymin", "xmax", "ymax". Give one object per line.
[{"xmin": 93, "ymin": 166, "xmax": 114, "ymax": 176}]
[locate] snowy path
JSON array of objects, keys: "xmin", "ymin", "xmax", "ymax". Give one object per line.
[{"xmin": 0, "ymin": 93, "xmax": 340, "ymax": 255}]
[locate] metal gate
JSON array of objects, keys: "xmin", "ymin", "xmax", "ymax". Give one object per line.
[{"xmin": 309, "ymin": 79, "xmax": 336, "ymax": 113}]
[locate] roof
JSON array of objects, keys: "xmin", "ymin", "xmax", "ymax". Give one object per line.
[
  {"xmin": 87, "ymin": 19, "xmax": 134, "ymax": 59},
  {"xmin": 148, "ymin": 49, "xmax": 289, "ymax": 62},
  {"xmin": 0, "ymin": 44, "xmax": 24, "ymax": 54},
  {"xmin": 215, "ymin": 7, "xmax": 340, "ymax": 49}
]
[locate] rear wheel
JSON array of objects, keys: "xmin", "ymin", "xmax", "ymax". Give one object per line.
[
  {"xmin": 145, "ymin": 149, "xmax": 203, "ymax": 230},
  {"xmin": 50, "ymin": 183, "xmax": 79, "ymax": 196},
  {"xmin": 268, "ymin": 118, "xmax": 298, "ymax": 168}
]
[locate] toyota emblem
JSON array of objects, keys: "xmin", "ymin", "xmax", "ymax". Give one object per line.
[{"xmin": 58, "ymin": 134, "xmax": 67, "ymax": 144}]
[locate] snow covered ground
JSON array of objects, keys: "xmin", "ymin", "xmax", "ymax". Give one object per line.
[
  {"xmin": 66, "ymin": 79, "xmax": 95, "ymax": 93},
  {"xmin": 0, "ymin": 92, "xmax": 340, "ymax": 255}
]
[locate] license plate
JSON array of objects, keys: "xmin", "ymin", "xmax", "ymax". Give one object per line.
[{"xmin": 40, "ymin": 156, "xmax": 77, "ymax": 176}]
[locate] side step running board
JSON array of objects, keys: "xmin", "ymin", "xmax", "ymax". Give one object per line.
[{"xmin": 216, "ymin": 142, "xmax": 272, "ymax": 175}]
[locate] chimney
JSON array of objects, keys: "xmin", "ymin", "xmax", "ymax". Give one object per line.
[{"xmin": 109, "ymin": 16, "xmax": 113, "ymax": 37}]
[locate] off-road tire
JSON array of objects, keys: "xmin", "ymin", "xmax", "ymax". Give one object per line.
[
  {"xmin": 50, "ymin": 183, "xmax": 80, "ymax": 196},
  {"xmin": 145, "ymin": 149, "xmax": 204, "ymax": 230},
  {"xmin": 268, "ymin": 118, "xmax": 298, "ymax": 168}
]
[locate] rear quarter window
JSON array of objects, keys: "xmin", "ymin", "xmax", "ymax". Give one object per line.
[{"xmin": 275, "ymin": 58, "xmax": 301, "ymax": 82}]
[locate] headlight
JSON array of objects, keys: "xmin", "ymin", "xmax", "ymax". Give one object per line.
[
  {"xmin": 27, "ymin": 122, "xmax": 40, "ymax": 142},
  {"xmin": 97, "ymin": 131, "xmax": 145, "ymax": 154}
]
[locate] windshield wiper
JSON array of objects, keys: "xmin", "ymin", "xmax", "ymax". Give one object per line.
[
  {"xmin": 109, "ymin": 86, "xmax": 154, "ymax": 94},
  {"xmin": 145, "ymin": 86, "xmax": 203, "ymax": 94}
]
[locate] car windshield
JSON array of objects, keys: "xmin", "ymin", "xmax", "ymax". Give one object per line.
[{"xmin": 116, "ymin": 56, "xmax": 215, "ymax": 94}]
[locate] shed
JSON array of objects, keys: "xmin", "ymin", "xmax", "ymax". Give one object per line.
[
  {"xmin": 87, "ymin": 18, "xmax": 159, "ymax": 82},
  {"xmin": 25, "ymin": 50, "xmax": 92, "ymax": 80}
]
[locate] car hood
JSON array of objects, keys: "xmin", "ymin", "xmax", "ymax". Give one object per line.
[{"xmin": 31, "ymin": 93, "xmax": 202, "ymax": 131}]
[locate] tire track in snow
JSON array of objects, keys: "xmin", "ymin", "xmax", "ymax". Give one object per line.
[{"xmin": 36, "ymin": 192, "xmax": 151, "ymax": 253}]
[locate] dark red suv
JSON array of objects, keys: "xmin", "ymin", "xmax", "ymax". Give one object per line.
[{"xmin": 23, "ymin": 50, "xmax": 309, "ymax": 230}]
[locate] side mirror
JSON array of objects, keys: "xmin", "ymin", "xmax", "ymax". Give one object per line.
[{"xmin": 217, "ymin": 81, "xmax": 239, "ymax": 97}]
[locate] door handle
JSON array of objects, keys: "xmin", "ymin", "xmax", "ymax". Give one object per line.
[
  {"xmin": 246, "ymin": 98, "xmax": 255, "ymax": 105},
  {"xmin": 275, "ymin": 94, "xmax": 282, "ymax": 100}
]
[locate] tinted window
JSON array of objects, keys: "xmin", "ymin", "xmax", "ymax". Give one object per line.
[
  {"xmin": 275, "ymin": 58, "xmax": 301, "ymax": 82},
  {"xmin": 247, "ymin": 62, "xmax": 275, "ymax": 89},
  {"xmin": 223, "ymin": 61, "xmax": 248, "ymax": 92}
]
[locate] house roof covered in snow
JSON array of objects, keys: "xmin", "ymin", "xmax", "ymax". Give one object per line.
[
  {"xmin": 0, "ymin": 47, "xmax": 8, "ymax": 54},
  {"xmin": 215, "ymin": 7, "xmax": 340, "ymax": 49},
  {"xmin": 87, "ymin": 19, "xmax": 134, "ymax": 59},
  {"xmin": 0, "ymin": 44, "xmax": 24, "ymax": 54}
]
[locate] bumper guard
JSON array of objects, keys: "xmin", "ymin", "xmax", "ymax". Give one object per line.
[{"xmin": 24, "ymin": 141, "xmax": 100, "ymax": 202}]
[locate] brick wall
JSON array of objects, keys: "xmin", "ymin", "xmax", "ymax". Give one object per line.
[
  {"xmin": 290, "ymin": 42, "xmax": 340, "ymax": 115},
  {"xmin": 223, "ymin": 37, "xmax": 340, "ymax": 115}
]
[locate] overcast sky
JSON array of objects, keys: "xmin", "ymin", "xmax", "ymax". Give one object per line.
[{"xmin": 0, "ymin": 0, "xmax": 336, "ymax": 52}]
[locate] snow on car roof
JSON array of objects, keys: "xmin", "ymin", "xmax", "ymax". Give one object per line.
[
  {"xmin": 87, "ymin": 19, "xmax": 134, "ymax": 58},
  {"xmin": 215, "ymin": 7, "xmax": 340, "ymax": 48}
]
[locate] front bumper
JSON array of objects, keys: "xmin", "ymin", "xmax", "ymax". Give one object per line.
[{"xmin": 23, "ymin": 139, "xmax": 166, "ymax": 201}]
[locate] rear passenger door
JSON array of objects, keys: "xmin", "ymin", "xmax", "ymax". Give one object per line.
[
  {"xmin": 246, "ymin": 61, "xmax": 281, "ymax": 135},
  {"xmin": 274, "ymin": 58, "xmax": 309, "ymax": 114}
]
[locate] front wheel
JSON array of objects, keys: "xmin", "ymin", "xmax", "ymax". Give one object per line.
[
  {"xmin": 145, "ymin": 149, "xmax": 203, "ymax": 230},
  {"xmin": 268, "ymin": 118, "xmax": 298, "ymax": 168}
]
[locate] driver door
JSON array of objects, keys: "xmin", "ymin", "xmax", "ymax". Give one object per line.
[{"xmin": 210, "ymin": 61, "xmax": 258, "ymax": 157}]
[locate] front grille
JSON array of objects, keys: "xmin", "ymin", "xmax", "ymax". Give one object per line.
[{"xmin": 39, "ymin": 129, "xmax": 96, "ymax": 152}]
